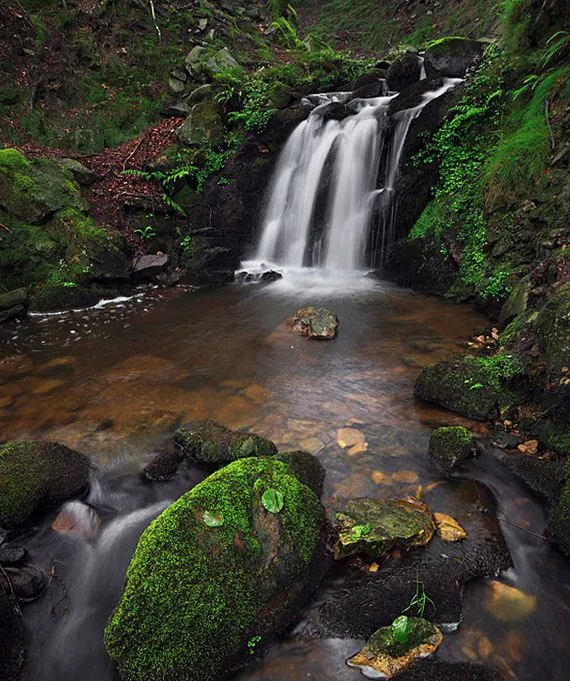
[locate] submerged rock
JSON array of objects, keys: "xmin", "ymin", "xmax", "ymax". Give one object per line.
[
  {"xmin": 0, "ymin": 440, "xmax": 91, "ymax": 526},
  {"xmin": 334, "ymin": 497, "xmax": 435, "ymax": 561},
  {"xmin": 428, "ymin": 426, "xmax": 476, "ymax": 476},
  {"xmin": 288, "ymin": 306, "xmax": 339, "ymax": 340},
  {"xmin": 104, "ymin": 455, "xmax": 329, "ymax": 681},
  {"xmin": 174, "ymin": 419, "xmax": 277, "ymax": 463},
  {"xmin": 0, "ymin": 593, "xmax": 24, "ymax": 681},
  {"xmin": 347, "ymin": 617, "xmax": 443, "ymax": 679}
]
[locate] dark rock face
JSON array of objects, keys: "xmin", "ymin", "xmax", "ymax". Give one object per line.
[
  {"xmin": 0, "ymin": 440, "xmax": 91, "ymax": 526},
  {"xmin": 424, "ymin": 38, "xmax": 486, "ymax": 79},
  {"xmin": 386, "ymin": 52, "xmax": 423, "ymax": 92},
  {"xmin": 272, "ymin": 451, "xmax": 326, "ymax": 498},
  {"xmin": 143, "ymin": 448, "xmax": 185, "ymax": 482},
  {"xmin": 396, "ymin": 661, "xmax": 506, "ymax": 681},
  {"xmin": 0, "ymin": 565, "xmax": 45, "ymax": 602},
  {"xmin": 0, "ymin": 288, "xmax": 27, "ymax": 322},
  {"xmin": 388, "ymin": 78, "xmax": 447, "ymax": 115},
  {"xmin": 0, "ymin": 594, "xmax": 24, "ymax": 681},
  {"xmin": 428, "ymin": 427, "xmax": 476, "ymax": 476},
  {"xmin": 260, "ymin": 270, "xmax": 283, "ymax": 284},
  {"xmin": 320, "ymin": 102, "xmax": 351, "ymax": 122},
  {"xmin": 105, "ymin": 456, "xmax": 329, "ymax": 681},
  {"xmin": 174, "ymin": 419, "xmax": 277, "ymax": 463},
  {"xmin": 29, "ymin": 284, "xmax": 104, "ymax": 313},
  {"xmin": 261, "ymin": 103, "xmax": 314, "ymax": 146},
  {"xmin": 0, "ymin": 547, "xmax": 27, "ymax": 566}
]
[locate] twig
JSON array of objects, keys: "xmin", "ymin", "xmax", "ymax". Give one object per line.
[
  {"xmin": 545, "ymin": 99, "xmax": 555, "ymax": 150},
  {"xmin": 149, "ymin": 0, "xmax": 162, "ymax": 40},
  {"xmin": 122, "ymin": 135, "xmax": 146, "ymax": 171},
  {"xmin": 0, "ymin": 222, "xmax": 12, "ymax": 234},
  {"xmin": 496, "ymin": 513, "xmax": 547, "ymax": 540}
]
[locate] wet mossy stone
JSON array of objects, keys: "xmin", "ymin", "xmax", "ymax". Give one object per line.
[
  {"xmin": 0, "ymin": 440, "xmax": 91, "ymax": 526},
  {"xmin": 176, "ymin": 101, "xmax": 224, "ymax": 148},
  {"xmin": 535, "ymin": 283, "xmax": 570, "ymax": 384},
  {"xmin": 288, "ymin": 306, "xmax": 339, "ymax": 340},
  {"xmin": 273, "ymin": 450, "xmax": 325, "ymax": 498},
  {"xmin": 499, "ymin": 275, "xmax": 531, "ymax": 326},
  {"xmin": 395, "ymin": 661, "xmax": 506, "ymax": 681},
  {"xmin": 334, "ymin": 497, "xmax": 435, "ymax": 561},
  {"xmin": 104, "ymin": 456, "xmax": 328, "ymax": 681},
  {"xmin": 0, "ymin": 593, "xmax": 24, "ymax": 681},
  {"xmin": 174, "ymin": 419, "xmax": 277, "ymax": 463},
  {"xmin": 428, "ymin": 426, "xmax": 476, "ymax": 476},
  {"xmin": 29, "ymin": 283, "xmax": 103, "ymax": 312},
  {"xmin": 143, "ymin": 448, "xmax": 185, "ymax": 482},
  {"xmin": 415, "ymin": 354, "xmax": 523, "ymax": 421},
  {"xmin": 347, "ymin": 617, "xmax": 443, "ymax": 678}
]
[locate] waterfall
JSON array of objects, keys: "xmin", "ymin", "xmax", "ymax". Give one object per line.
[{"xmin": 241, "ymin": 78, "xmax": 461, "ymax": 280}]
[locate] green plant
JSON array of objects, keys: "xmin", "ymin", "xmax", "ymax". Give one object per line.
[
  {"xmin": 349, "ymin": 523, "xmax": 372, "ymax": 539},
  {"xmin": 203, "ymin": 510, "xmax": 224, "ymax": 527},
  {"xmin": 133, "ymin": 225, "xmax": 156, "ymax": 240},
  {"xmin": 401, "ymin": 575, "xmax": 435, "ymax": 619},
  {"xmin": 391, "ymin": 615, "xmax": 411, "ymax": 644},
  {"xmin": 247, "ymin": 635, "xmax": 262, "ymax": 654}
]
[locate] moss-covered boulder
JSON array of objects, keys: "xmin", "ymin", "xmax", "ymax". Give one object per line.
[
  {"xmin": 176, "ymin": 101, "xmax": 225, "ymax": 148},
  {"xmin": 334, "ymin": 497, "xmax": 435, "ymax": 561},
  {"xmin": 104, "ymin": 456, "xmax": 328, "ymax": 681},
  {"xmin": 0, "ymin": 149, "xmax": 127, "ymax": 296},
  {"xmin": 273, "ymin": 450, "xmax": 325, "ymax": 497},
  {"xmin": 29, "ymin": 283, "xmax": 104, "ymax": 313},
  {"xmin": 347, "ymin": 616, "xmax": 443, "ymax": 679},
  {"xmin": 428, "ymin": 426, "xmax": 476, "ymax": 476},
  {"xmin": 174, "ymin": 419, "xmax": 277, "ymax": 463},
  {"xmin": 288, "ymin": 306, "xmax": 339, "ymax": 340},
  {"xmin": 0, "ymin": 440, "xmax": 91, "ymax": 526},
  {"xmin": 535, "ymin": 283, "xmax": 570, "ymax": 386},
  {"xmin": 0, "ymin": 593, "xmax": 24, "ymax": 681},
  {"xmin": 415, "ymin": 353, "xmax": 523, "ymax": 420}
]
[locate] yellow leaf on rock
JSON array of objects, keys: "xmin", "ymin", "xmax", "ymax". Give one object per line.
[
  {"xmin": 347, "ymin": 442, "xmax": 369, "ymax": 456},
  {"xmin": 517, "ymin": 439, "xmax": 539, "ymax": 455},
  {"xmin": 434, "ymin": 512, "xmax": 468, "ymax": 541},
  {"xmin": 337, "ymin": 427, "xmax": 366, "ymax": 448}
]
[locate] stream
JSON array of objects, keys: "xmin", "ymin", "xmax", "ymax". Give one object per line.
[{"xmin": 1, "ymin": 276, "xmax": 570, "ymax": 681}]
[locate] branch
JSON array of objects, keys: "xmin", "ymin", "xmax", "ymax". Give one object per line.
[{"xmin": 149, "ymin": 0, "xmax": 162, "ymax": 40}]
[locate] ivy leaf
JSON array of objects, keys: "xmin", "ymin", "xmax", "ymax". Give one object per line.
[
  {"xmin": 203, "ymin": 510, "xmax": 224, "ymax": 527},
  {"xmin": 391, "ymin": 615, "xmax": 411, "ymax": 644},
  {"xmin": 261, "ymin": 488, "xmax": 284, "ymax": 514}
]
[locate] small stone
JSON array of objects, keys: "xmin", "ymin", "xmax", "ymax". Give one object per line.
[
  {"xmin": 337, "ymin": 427, "xmax": 366, "ymax": 448},
  {"xmin": 132, "ymin": 254, "xmax": 170, "ymax": 282},
  {"xmin": 391, "ymin": 470, "xmax": 419, "ymax": 484},
  {"xmin": 434, "ymin": 512, "xmax": 468, "ymax": 541},
  {"xmin": 0, "ymin": 547, "xmax": 27, "ymax": 566},
  {"xmin": 288, "ymin": 306, "xmax": 339, "ymax": 340},
  {"xmin": 517, "ymin": 439, "xmax": 539, "ymax": 455},
  {"xmin": 143, "ymin": 448, "xmax": 185, "ymax": 482}
]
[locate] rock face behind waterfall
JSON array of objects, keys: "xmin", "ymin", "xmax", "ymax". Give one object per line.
[{"xmin": 105, "ymin": 455, "xmax": 329, "ymax": 681}]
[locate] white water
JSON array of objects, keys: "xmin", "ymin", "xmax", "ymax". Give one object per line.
[{"xmin": 246, "ymin": 78, "xmax": 461, "ymax": 282}]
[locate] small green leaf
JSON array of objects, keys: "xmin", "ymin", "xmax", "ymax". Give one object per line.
[
  {"xmin": 391, "ymin": 615, "xmax": 411, "ymax": 644},
  {"xmin": 262, "ymin": 488, "xmax": 284, "ymax": 514},
  {"xmin": 203, "ymin": 510, "xmax": 224, "ymax": 527},
  {"xmin": 350, "ymin": 523, "xmax": 372, "ymax": 539}
]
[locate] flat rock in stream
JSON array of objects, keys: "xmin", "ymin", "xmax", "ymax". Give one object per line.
[
  {"xmin": 288, "ymin": 306, "xmax": 339, "ymax": 340},
  {"xmin": 174, "ymin": 419, "xmax": 277, "ymax": 463},
  {"xmin": 334, "ymin": 497, "xmax": 435, "ymax": 561}
]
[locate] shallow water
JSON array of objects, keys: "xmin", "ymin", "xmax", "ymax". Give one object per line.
[{"xmin": 1, "ymin": 278, "xmax": 569, "ymax": 681}]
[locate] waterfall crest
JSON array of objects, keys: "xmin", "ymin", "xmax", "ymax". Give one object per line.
[{"xmin": 241, "ymin": 78, "xmax": 461, "ymax": 280}]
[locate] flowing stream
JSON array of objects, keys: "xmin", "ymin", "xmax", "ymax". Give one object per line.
[{"xmin": 2, "ymin": 284, "xmax": 570, "ymax": 681}]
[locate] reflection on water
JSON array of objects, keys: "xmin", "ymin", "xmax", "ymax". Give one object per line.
[{"xmin": 2, "ymin": 280, "xmax": 568, "ymax": 681}]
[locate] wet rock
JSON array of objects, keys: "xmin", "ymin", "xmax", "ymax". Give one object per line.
[
  {"xmin": 288, "ymin": 306, "xmax": 339, "ymax": 340},
  {"xmin": 388, "ymin": 77, "xmax": 446, "ymax": 115},
  {"xmin": 0, "ymin": 593, "xmax": 24, "ymax": 681},
  {"xmin": 395, "ymin": 661, "xmax": 506, "ymax": 681},
  {"xmin": 347, "ymin": 617, "xmax": 443, "ymax": 679},
  {"xmin": 499, "ymin": 275, "xmax": 531, "ymax": 326},
  {"xmin": 424, "ymin": 38, "xmax": 486, "ymax": 79},
  {"xmin": 104, "ymin": 456, "xmax": 329, "ymax": 681},
  {"xmin": 262, "ymin": 102, "xmax": 314, "ymax": 144},
  {"xmin": 415, "ymin": 355, "xmax": 520, "ymax": 421},
  {"xmin": 0, "ymin": 288, "xmax": 27, "ymax": 311},
  {"xmin": 320, "ymin": 101, "xmax": 351, "ymax": 121},
  {"xmin": 132, "ymin": 253, "xmax": 170, "ymax": 282},
  {"xmin": 0, "ymin": 304, "xmax": 26, "ymax": 323},
  {"xmin": 174, "ymin": 418, "xmax": 277, "ymax": 463},
  {"xmin": 334, "ymin": 497, "xmax": 435, "ymax": 561},
  {"xmin": 535, "ymin": 283, "xmax": 570, "ymax": 385},
  {"xmin": 143, "ymin": 448, "xmax": 185, "ymax": 481},
  {"xmin": 0, "ymin": 547, "xmax": 27, "ymax": 566},
  {"xmin": 260, "ymin": 270, "xmax": 282, "ymax": 284},
  {"xmin": 51, "ymin": 500, "xmax": 101, "ymax": 539},
  {"xmin": 386, "ymin": 52, "xmax": 423, "ymax": 92},
  {"xmin": 273, "ymin": 450, "xmax": 325, "ymax": 498},
  {"xmin": 428, "ymin": 426, "xmax": 476, "ymax": 476},
  {"xmin": 0, "ymin": 565, "xmax": 45, "ymax": 602},
  {"xmin": 0, "ymin": 440, "xmax": 91, "ymax": 526},
  {"xmin": 29, "ymin": 283, "xmax": 102, "ymax": 312},
  {"xmin": 485, "ymin": 581, "xmax": 537, "ymax": 623},
  {"xmin": 54, "ymin": 158, "xmax": 96, "ymax": 186}
]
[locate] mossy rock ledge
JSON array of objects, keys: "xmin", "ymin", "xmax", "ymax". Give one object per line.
[
  {"xmin": 104, "ymin": 455, "xmax": 329, "ymax": 681},
  {"xmin": 428, "ymin": 426, "xmax": 476, "ymax": 476},
  {"xmin": 173, "ymin": 419, "xmax": 277, "ymax": 463},
  {"xmin": 0, "ymin": 440, "xmax": 91, "ymax": 527},
  {"xmin": 415, "ymin": 354, "xmax": 523, "ymax": 421}
]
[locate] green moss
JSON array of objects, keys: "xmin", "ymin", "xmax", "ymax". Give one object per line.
[
  {"xmin": 428, "ymin": 426, "xmax": 475, "ymax": 475},
  {"xmin": 0, "ymin": 149, "xmax": 31, "ymax": 171},
  {"xmin": 0, "ymin": 440, "xmax": 90, "ymax": 526},
  {"xmin": 359, "ymin": 617, "xmax": 438, "ymax": 658},
  {"xmin": 104, "ymin": 456, "xmax": 325, "ymax": 681}
]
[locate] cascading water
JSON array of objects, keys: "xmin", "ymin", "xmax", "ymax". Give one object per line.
[{"xmin": 241, "ymin": 77, "xmax": 461, "ymax": 282}]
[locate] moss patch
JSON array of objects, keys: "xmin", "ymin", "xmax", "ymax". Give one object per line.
[
  {"xmin": 104, "ymin": 456, "xmax": 327, "ymax": 681},
  {"xmin": 428, "ymin": 426, "xmax": 476, "ymax": 475}
]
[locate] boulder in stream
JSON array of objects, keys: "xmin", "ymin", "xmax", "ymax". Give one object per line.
[
  {"xmin": 174, "ymin": 419, "xmax": 277, "ymax": 463},
  {"xmin": 288, "ymin": 306, "xmax": 339, "ymax": 340},
  {"xmin": 424, "ymin": 37, "xmax": 486, "ymax": 79},
  {"xmin": 428, "ymin": 426, "xmax": 476, "ymax": 476},
  {"xmin": 104, "ymin": 455, "xmax": 329, "ymax": 681},
  {"xmin": 347, "ymin": 616, "xmax": 443, "ymax": 679},
  {"xmin": 0, "ymin": 440, "xmax": 91, "ymax": 526},
  {"xmin": 334, "ymin": 497, "xmax": 435, "ymax": 561}
]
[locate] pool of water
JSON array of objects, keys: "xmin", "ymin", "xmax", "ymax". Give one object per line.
[{"xmin": 1, "ymin": 278, "xmax": 568, "ymax": 681}]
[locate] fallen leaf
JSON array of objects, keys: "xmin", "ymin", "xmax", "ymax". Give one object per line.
[
  {"xmin": 517, "ymin": 440, "xmax": 539, "ymax": 455},
  {"xmin": 369, "ymin": 562, "xmax": 379, "ymax": 573},
  {"xmin": 434, "ymin": 512, "xmax": 467, "ymax": 541}
]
